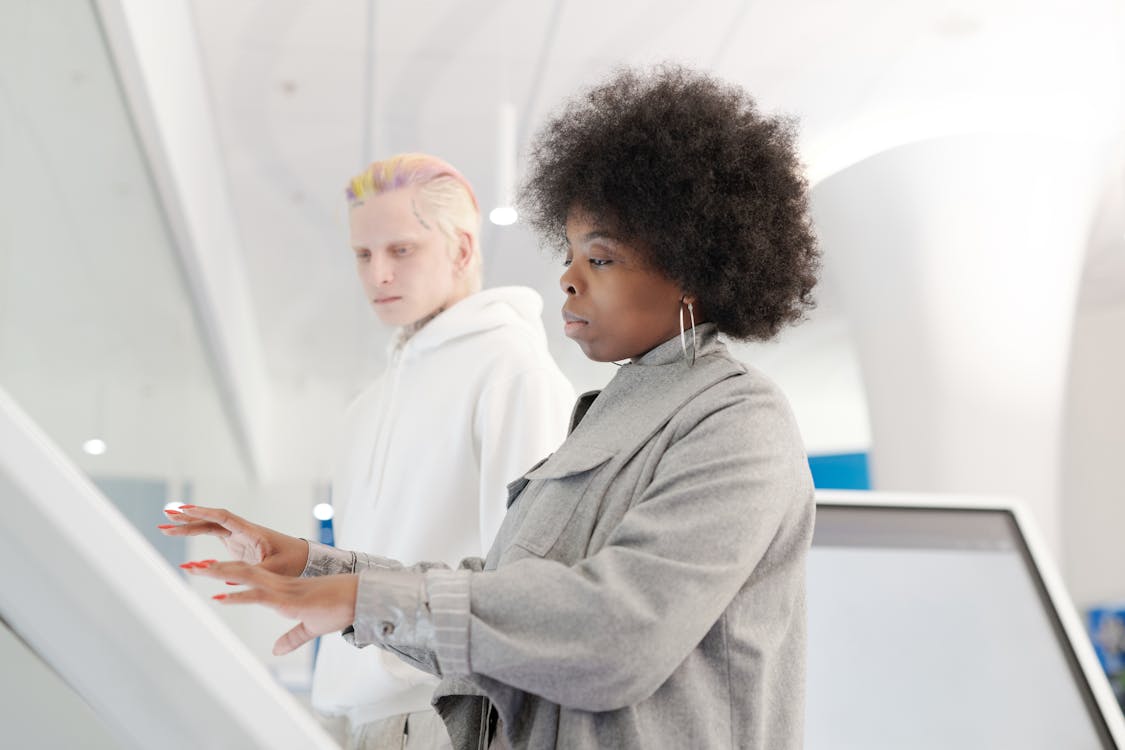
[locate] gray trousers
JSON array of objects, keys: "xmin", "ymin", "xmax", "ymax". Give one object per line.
[{"xmin": 325, "ymin": 710, "xmax": 452, "ymax": 750}]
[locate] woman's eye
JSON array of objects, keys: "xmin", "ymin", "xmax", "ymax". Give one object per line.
[
  {"xmin": 562, "ymin": 257, "xmax": 573, "ymax": 267},
  {"xmin": 394, "ymin": 246, "xmax": 411, "ymax": 256},
  {"xmin": 590, "ymin": 258, "xmax": 612, "ymax": 267},
  {"xmin": 356, "ymin": 251, "xmax": 371, "ymax": 262}
]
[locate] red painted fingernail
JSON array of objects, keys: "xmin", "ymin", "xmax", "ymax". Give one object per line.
[
  {"xmin": 212, "ymin": 594, "xmax": 227, "ymax": 600},
  {"xmin": 165, "ymin": 509, "xmax": 183, "ymax": 515},
  {"xmin": 180, "ymin": 504, "xmax": 197, "ymax": 509},
  {"xmin": 200, "ymin": 559, "xmax": 217, "ymax": 564},
  {"xmin": 157, "ymin": 524, "xmax": 175, "ymax": 530},
  {"xmin": 226, "ymin": 581, "xmax": 239, "ymax": 586},
  {"xmin": 179, "ymin": 562, "xmax": 196, "ymax": 569}
]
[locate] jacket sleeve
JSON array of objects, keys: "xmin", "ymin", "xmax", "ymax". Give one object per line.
[
  {"xmin": 461, "ymin": 385, "xmax": 812, "ymax": 710},
  {"xmin": 302, "ymin": 540, "xmax": 480, "ymax": 577},
  {"xmin": 473, "ymin": 366, "xmax": 574, "ymax": 553},
  {"xmin": 340, "ymin": 384, "xmax": 812, "ymax": 710},
  {"xmin": 302, "ymin": 539, "xmax": 488, "ymax": 676},
  {"xmin": 342, "ymin": 560, "xmax": 486, "ymax": 677}
]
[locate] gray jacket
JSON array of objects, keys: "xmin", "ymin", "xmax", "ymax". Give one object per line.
[{"xmin": 305, "ymin": 325, "xmax": 815, "ymax": 749}]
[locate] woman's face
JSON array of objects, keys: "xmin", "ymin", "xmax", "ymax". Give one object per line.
[{"xmin": 560, "ymin": 209, "xmax": 687, "ymax": 362}]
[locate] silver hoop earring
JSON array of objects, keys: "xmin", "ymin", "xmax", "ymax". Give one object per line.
[{"xmin": 678, "ymin": 297, "xmax": 697, "ymax": 367}]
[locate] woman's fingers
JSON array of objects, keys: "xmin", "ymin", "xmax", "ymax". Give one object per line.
[
  {"xmin": 161, "ymin": 508, "xmax": 192, "ymax": 525},
  {"xmin": 158, "ymin": 505, "xmax": 242, "ymax": 539},
  {"xmin": 180, "ymin": 559, "xmax": 261, "ymax": 584},
  {"xmin": 211, "ymin": 587, "xmax": 269, "ymax": 606},
  {"xmin": 159, "ymin": 520, "xmax": 230, "ymax": 538},
  {"xmin": 184, "ymin": 566, "xmax": 356, "ymax": 654},
  {"xmin": 273, "ymin": 622, "xmax": 316, "ymax": 656},
  {"xmin": 162, "ymin": 505, "xmax": 239, "ymax": 528},
  {"xmin": 185, "ymin": 561, "xmax": 284, "ymax": 607},
  {"xmin": 177, "ymin": 505, "xmax": 249, "ymax": 531}
]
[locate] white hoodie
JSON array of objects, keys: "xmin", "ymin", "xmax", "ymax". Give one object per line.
[{"xmin": 310, "ymin": 286, "xmax": 575, "ymax": 726}]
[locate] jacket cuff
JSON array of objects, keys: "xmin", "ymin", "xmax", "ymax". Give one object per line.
[
  {"xmin": 301, "ymin": 542, "xmax": 404, "ymax": 578},
  {"xmin": 300, "ymin": 540, "xmax": 355, "ymax": 577},
  {"xmin": 349, "ymin": 568, "xmax": 431, "ymax": 649},
  {"xmin": 427, "ymin": 568, "xmax": 472, "ymax": 677}
]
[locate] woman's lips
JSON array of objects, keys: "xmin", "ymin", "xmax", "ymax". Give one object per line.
[
  {"xmin": 373, "ymin": 296, "xmax": 402, "ymax": 305},
  {"xmin": 563, "ymin": 310, "xmax": 589, "ymax": 336}
]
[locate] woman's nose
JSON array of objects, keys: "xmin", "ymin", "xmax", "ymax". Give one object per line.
[{"xmin": 559, "ymin": 265, "xmax": 578, "ymax": 295}]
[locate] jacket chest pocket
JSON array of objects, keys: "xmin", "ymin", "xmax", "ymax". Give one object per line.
[{"xmin": 505, "ymin": 446, "xmax": 615, "ymax": 559}]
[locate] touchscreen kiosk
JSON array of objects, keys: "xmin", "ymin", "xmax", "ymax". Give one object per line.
[
  {"xmin": 808, "ymin": 492, "xmax": 1125, "ymax": 749},
  {"xmin": 0, "ymin": 387, "xmax": 338, "ymax": 750}
]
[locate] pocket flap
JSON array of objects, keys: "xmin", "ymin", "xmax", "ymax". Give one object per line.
[
  {"xmin": 523, "ymin": 446, "xmax": 615, "ymax": 480},
  {"xmin": 506, "ymin": 455, "xmax": 551, "ymax": 509},
  {"xmin": 507, "ymin": 446, "xmax": 616, "ymax": 557}
]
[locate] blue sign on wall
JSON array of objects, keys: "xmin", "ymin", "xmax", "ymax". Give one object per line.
[{"xmin": 807, "ymin": 452, "xmax": 871, "ymax": 490}]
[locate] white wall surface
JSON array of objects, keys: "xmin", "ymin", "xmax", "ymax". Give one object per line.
[
  {"xmin": 812, "ymin": 133, "xmax": 1105, "ymax": 556},
  {"xmin": 1062, "ymin": 304, "xmax": 1125, "ymax": 609}
]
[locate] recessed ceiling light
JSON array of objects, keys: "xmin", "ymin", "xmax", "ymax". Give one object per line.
[
  {"xmin": 489, "ymin": 206, "xmax": 518, "ymax": 226},
  {"xmin": 82, "ymin": 438, "xmax": 107, "ymax": 456}
]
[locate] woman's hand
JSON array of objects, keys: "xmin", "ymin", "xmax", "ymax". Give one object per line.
[
  {"xmin": 183, "ymin": 560, "xmax": 358, "ymax": 655},
  {"xmin": 158, "ymin": 505, "xmax": 309, "ymax": 578}
]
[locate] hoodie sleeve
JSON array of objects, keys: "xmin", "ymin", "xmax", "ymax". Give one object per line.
[{"xmin": 473, "ymin": 366, "xmax": 575, "ymax": 554}]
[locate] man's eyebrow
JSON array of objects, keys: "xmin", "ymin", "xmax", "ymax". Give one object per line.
[{"xmin": 350, "ymin": 237, "xmax": 417, "ymax": 250}]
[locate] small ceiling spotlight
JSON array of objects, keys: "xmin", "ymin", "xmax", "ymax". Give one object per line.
[
  {"xmin": 82, "ymin": 438, "xmax": 107, "ymax": 456},
  {"xmin": 313, "ymin": 503, "xmax": 335, "ymax": 521},
  {"xmin": 489, "ymin": 206, "xmax": 518, "ymax": 226}
]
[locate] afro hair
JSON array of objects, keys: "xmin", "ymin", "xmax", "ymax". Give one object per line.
[{"xmin": 520, "ymin": 64, "xmax": 819, "ymax": 340}]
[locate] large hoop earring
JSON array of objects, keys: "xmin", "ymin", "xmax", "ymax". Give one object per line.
[{"xmin": 678, "ymin": 296, "xmax": 697, "ymax": 367}]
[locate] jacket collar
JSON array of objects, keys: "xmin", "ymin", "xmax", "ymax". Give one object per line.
[
  {"xmin": 532, "ymin": 324, "xmax": 743, "ymax": 477},
  {"xmin": 629, "ymin": 322, "xmax": 721, "ymax": 367}
]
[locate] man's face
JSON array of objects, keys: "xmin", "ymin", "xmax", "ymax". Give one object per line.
[
  {"xmin": 349, "ymin": 185, "xmax": 461, "ymax": 327},
  {"xmin": 560, "ymin": 209, "xmax": 685, "ymax": 362}
]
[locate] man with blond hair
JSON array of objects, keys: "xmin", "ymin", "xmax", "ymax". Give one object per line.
[{"xmin": 312, "ymin": 153, "xmax": 574, "ymax": 749}]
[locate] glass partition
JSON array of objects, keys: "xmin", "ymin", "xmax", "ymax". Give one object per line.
[
  {"xmin": 0, "ymin": 0, "xmax": 246, "ymax": 491},
  {"xmin": 0, "ymin": 2, "xmax": 269, "ymax": 742}
]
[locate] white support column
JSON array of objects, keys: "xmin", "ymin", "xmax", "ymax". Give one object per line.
[
  {"xmin": 94, "ymin": 0, "xmax": 272, "ymax": 479},
  {"xmin": 811, "ymin": 133, "xmax": 1102, "ymax": 555}
]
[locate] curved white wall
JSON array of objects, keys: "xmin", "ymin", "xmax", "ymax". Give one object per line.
[{"xmin": 811, "ymin": 133, "xmax": 1105, "ymax": 554}]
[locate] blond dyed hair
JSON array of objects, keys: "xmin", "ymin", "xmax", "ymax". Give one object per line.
[{"xmin": 346, "ymin": 153, "xmax": 482, "ymax": 286}]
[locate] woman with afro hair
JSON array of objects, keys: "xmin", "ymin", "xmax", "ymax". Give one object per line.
[{"xmin": 171, "ymin": 64, "xmax": 820, "ymax": 750}]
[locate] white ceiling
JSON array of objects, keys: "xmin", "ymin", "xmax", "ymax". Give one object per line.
[{"xmin": 188, "ymin": 0, "xmax": 1125, "ymax": 394}]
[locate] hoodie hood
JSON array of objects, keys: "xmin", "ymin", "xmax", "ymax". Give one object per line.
[{"xmin": 391, "ymin": 286, "xmax": 548, "ymax": 357}]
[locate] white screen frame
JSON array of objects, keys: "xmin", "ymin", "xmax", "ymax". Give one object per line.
[
  {"xmin": 814, "ymin": 490, "xmax": 1125, "ymax": 748},
  {"xmin": 0, "ymin": 387, "xmax": 338, "ymax": 749}
]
